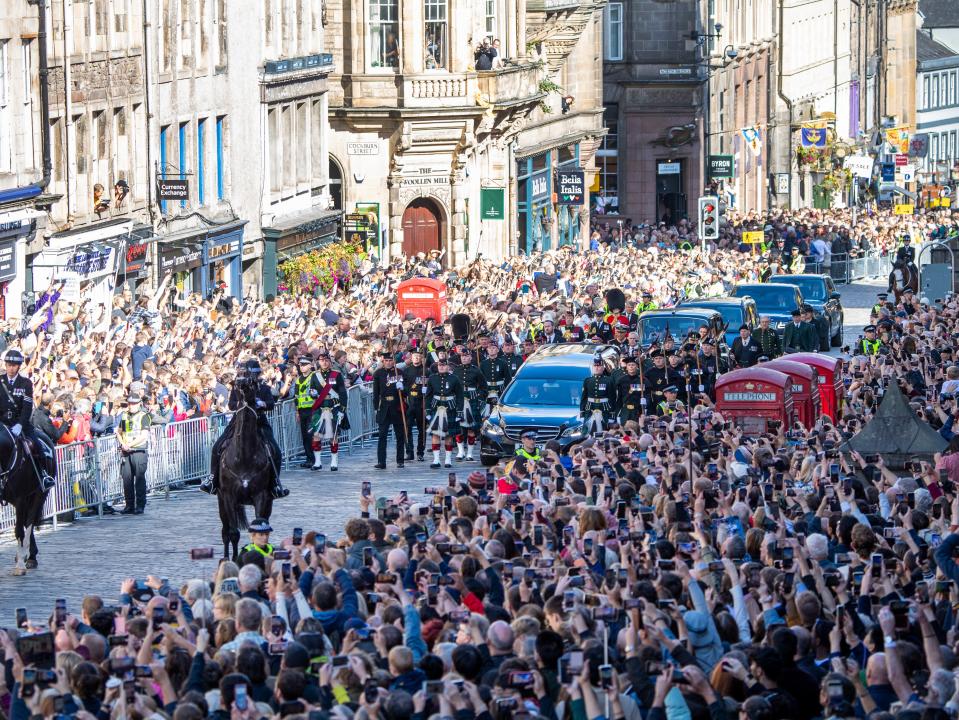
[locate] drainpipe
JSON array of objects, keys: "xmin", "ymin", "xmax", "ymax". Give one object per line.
[
  {"xmin": 833, "ymin": 0, "xmax": 839, "ymax": 117},
  {"xmin": 776, "ymin": 0, "xmax": 794, "ymax": 208},
  {"xmin": 142, "ymin": 0, "xmax": 155, "ymax": 223},
  {"xmin": 26, "ymin": 0, "xmax": 52, "ymax": 191},
  {"xmin": 63, "ymin": 0, "xmax": 75, "ymax": 219}
]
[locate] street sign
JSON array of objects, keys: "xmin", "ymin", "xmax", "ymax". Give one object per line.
[
  {"xmin": 556, "ymin": 170, "xmax": 585, "ymax": 205},
  {"xmin": 843, "ymin": 155, "xmax": 875, "ymax": 179},
  {"xmin": 157, "ymin": 179, "xmax": 189, "ymax": 200},
  {"xmin": 742, "ymin": 231, "xmax": 764, "ymax": 244},
  {"xmin": 881, "ymin": 164, "xmax": 895, "ymax": 181},
  {"xmin": 480, "ymin": 187, "xmax": 504, "ymax": 219},
  {"xmin": 776, "ymin": 173, "xmax": 790, "ymax": 194},
  {"xmin": 895, "ymin": 154, "xmax": 908, "ymax": 166},
  {"xmin": 900, "ymin": 165, "xmax": 915, "ymax": 182},
  {"xmin": 708, "ymin": 155, "xmax": 735, "ymax": 178},
  {"xmin": 894, "ymin": 204, "xmax": 914, "ymax": 215}
]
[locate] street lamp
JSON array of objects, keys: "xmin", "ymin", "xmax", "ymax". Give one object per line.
[{"xmin": 701, "ymin": 42, "xmax": 739, "ymax": 190}]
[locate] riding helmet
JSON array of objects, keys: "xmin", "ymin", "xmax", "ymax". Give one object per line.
[
  {"xmin": 245, "ymin": 358, "xmax": 262, "ymax": 375},
  {"xmin": 3, "ymin": 349, "xmax": 24, "ymax": 365}
]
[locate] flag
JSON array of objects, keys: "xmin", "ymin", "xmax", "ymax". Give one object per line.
[
  {"xmin": 801, "ymin": 128, "xmax": 827, "ymax": 147},
  {"xmin": 741, "ymin": 127, "xmax": 762, "ymax": 156},
  {"xmin": 884, "ymin": 126, "xmax": 911, "ymax": 154}
]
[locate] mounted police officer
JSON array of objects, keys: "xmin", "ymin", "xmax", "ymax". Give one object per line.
[
  {"xmin": 515, "ymin": 430, "xmax": 543, "ymax": 464},
  {"xmin": 201, "ymin": 359, "xmax": 288, "ymax": 498},
  {"xmin": 115, "ymin": 392, "xmax": 151, "ymax": 514},
  {"xmin": 0, "ymin": 349, "xmax": 55, "ymax": 491},
  {"xmin": 454, "ymin": 348, "xmax": 487, "ymax": 461},
  {"xmin": 402, "ymin": 347, "xmax": 430, "ymax": 461},
  {"xmin": 372, "ymin": 351, "xmax": 407, "ymax": 470},
  {"xmin": 293, "ymin": 356, "xmax": 324, "ymax": 469},
  {"xmin": 425, "ymin": 354, "xmax": 464, "ymax": 469},
  {"xmin": 580, "ymin": 354, "xmax": 616, "ymax": 435},
  {"xmin": 310, "ymin": 351, "xmax": 348, "ymax": 472}
]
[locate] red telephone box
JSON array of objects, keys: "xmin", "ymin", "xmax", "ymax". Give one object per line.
[
  {"xmin": 759, "ymin": 359, "xmax": 821, "ymax": 429},
  {"xmin": 716, "ymin": 368, "xmax": 793, "ymax": 436},
  {"xmin": 787, "ymin": 353, "xmax": 843, "ymax": 422},
  {"xmin": 396, "ymin": 278, "xmax": 448, "ymax": 323}
]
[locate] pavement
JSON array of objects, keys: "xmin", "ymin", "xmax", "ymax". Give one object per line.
[{"xmin": 0, "ymin": 276, "xmax": 887, "ymax": 617}]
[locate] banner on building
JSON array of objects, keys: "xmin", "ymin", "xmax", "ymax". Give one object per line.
[
  {"xmin": 909, "ymin": 134, "xmax": 929, "ymax": 158},
  {"xmin": 885, "ymin": 126, "xmax": 911, "ymax": 154},
  {"xmin": 800, "ymin": 128, "xmax": 827, "ymax": 147},
  {"xmin": 556, "ymin": 170, "xmax": 585, "ymax": 205},
  {"xmin": 157, "ymin": 179, "xmax": 189, "ymax": 201},
  {"xmin": 741, "ymin": 127, "xmax": 762, "ymax": 156},
  {"xmin": 480, "ymin": 188, "xmax": 504, "ymax": 220}
]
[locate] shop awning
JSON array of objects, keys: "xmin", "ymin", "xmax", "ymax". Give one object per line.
[{"xmin": 263, "ymin": 207, "xmax": 342, "ymax": 260}]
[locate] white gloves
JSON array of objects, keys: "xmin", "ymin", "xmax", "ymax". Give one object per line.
[
  {"xmin": 396, "ymin": 381, "xmax": 404, "ymax": 391},
  {"xmin": 256, "ymin": 399, "xmax": 266, "ymax": 409},
  {"xmin": 10, "ymin": 424, "xmax": 21, "ymax": 437}
]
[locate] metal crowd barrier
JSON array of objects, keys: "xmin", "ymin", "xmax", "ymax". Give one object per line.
[
  {"xmin": 802, "ymin": 252, "xmax": 893, "ymax": 284},
  {"xmin": 0, "ymin": 384, "xmax": 377, "ymax": 535}
]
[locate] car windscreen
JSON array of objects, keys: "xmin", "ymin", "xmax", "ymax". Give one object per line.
[
  {"xmin": 639, "ymin": 316, "xmax": 708, "ymax": 344},
  {"xmin": 733, "ymin": 286, "xmax": 796, "ymax": 310},
  {"xmin": 687, "ymin": 305, "xmax": 743, "ymax": 327},
  {"xmin": 500, "ymin": 378, "xmax": 583, "ymax": 407},
  {"xmin": 780, "ymin": 276, "xmax": 825, "ymax": 301}
]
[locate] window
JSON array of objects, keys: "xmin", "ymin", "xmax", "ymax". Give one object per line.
[
  {"xmin": 296, "ymin": 102, "xmax": 308, "ymax": 183},
  {"xmin": 216, "ymin": 115, "xmax": 225, "ymax": 200},
  {"xmin": 0, "ymin": 40, "xmax": 7, "ymax": 106},
  {"xmin": 21, "ymin": 40, "xmax": 31, "ymax": 102},
  {"xmin": 160, "ymin": 124, "xmax": 169, "ymax": 212},
  {"xmin": 932, "ymin": 133, "xmax": 940, "ymax": 162},
  {"xmin": 268, "ymin": 108, "xmax": 280, "ymax": 191},
  {"xmin": 51, "ymin": 117, "xmax": 63, "ymax": 182},
  {"xmin": 264, "ymin": 0, "xmax": 274, "ymax": 51},
  {"xmin": 424, "ymin": 0, "xmax": 447, "ymax": 69},
  {"xmin": 924, "ymin": 76, "xmax": 930, "ymax": 109},
  {"xmin": 178, "ymin": 121, "xmax": 188, "ymax": 207},
  {"xmin": 94, "ymin": 110, "xmax": 106, "ymax": 158},
  {"xmin": 198, "ymin": 0, "xmax": 209, "ymax": 68},
  {"xmin": 934, "ymin": 74, "xmax": 940, "ymax": 108},
  {"xmin": 951, "ymin": 71, "xmax": 957, "ymax": 106},
  {"xmin": 369, "ymin": 0, "xmax": 399, "ymax": 69},
  {"xmin": 595, "ymin": 104, "xmax": 618, "ymax": 213},
  {"xmin": 197, "ymin": 118, "xmax": 206, "ymax": 205},
  {"xmin": 604, "ymin": 2, "xmax": 623, "ymax": 61},
  {"xmin": 484, "ymin": 0, "xmax": 496, "ymax": 41},
  {"xmin": 160, "ymin": 0, "xmax": 172, "ymax": 72},
  {"xmin": 311, "ymin": 98, "xmax": 323, "ymax": 186},
  {"xmin": 216, "ymin": 0, "xmax": 227, "ymax": 70},
  {"xmin": 75, "ymin": 113, "xmax": 87, "ymax": 174},
  {"xmin": 180, "ymin": 0, "xmax": 193, "ymax": 69}
]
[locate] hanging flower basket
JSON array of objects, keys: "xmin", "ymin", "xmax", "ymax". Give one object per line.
[{"xmin": 278, "ymin": 240, "xmax": 367, "ymax": 296}]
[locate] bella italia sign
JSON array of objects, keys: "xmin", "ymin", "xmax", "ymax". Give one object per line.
[{"xmin": 557, "ymin": 170, "xmax": 585, "ymax": 205}]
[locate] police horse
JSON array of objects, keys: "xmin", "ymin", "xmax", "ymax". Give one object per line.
[
  {"xmin": 889, "ymin": 247, "xmax": 920, "ymax": 304},
  {"xmin": 216, "ymin": 376, "xmax": 277, "ymax": 560},
  {"xmin": 0, "ymin": 426, "xmax": 50, "ymax": 575}
]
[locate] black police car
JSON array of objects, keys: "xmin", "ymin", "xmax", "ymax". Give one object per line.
[{"xmin": 479, "ymin": 343, "xmax": 619, "ymax": 466}]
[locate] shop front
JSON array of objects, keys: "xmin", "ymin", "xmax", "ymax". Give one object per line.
[
  {"xmin": 118, "ymin": 225, "xmax": 157, "ymax": 294},
  {"xmin": 262, "ymin": 208, "xmax": 342, "ymax": 298},
  {"xmin": 517, "ymin": 154, "xmax": 553, "ymax": 254},
  {"xmin": 157, "ymin": 220, "xmax": 247, "ymax": 300},
  {"xmin": 0, "ymin": 207, "xmax": 42, "ymax": 319},
  {"xmin": 34, "ymin": 218, "xmax": 134, "ymax": 317}
]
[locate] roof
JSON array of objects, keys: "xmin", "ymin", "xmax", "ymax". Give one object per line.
[
  {"xmin": 522, "ymin": 343, "xmax": 617, "ymax": 375},
  {"xmin": 639, "ymin": 308, "xmax": 721, "ymax": 318},
  {"xmin": 845, "ymin": 381, "xmax": 947, "ymax": 456},
  {"xmin": 920, "ymin": 0, "xmax": 959, "ymax": 29},
  {"xmin": 917, "ymin": 30, "xmax": 957, "ymax": 64},
  {"xmin": 679, "ymin": 297, "xmax": 752, "ymax": 306},
  {"xmin": 715, "ymin": 367, "xmax": 791, "ymax": 390}
]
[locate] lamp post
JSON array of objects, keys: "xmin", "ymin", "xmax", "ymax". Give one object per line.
[{"xmin": 691, "ymin": 25, "xmax": 739, "ymax": 191}]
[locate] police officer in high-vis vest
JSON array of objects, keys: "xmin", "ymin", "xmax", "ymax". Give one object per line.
[
  {"xmin": 860, "ymin": 325, "xmax": 882, "ymax": 355},
  {"xmin": 115, "ymin": 392, "xmax": 151, "ymax": 514},
  {"xmin": 294, "ymin": 356, "xmax": 324, "ymax": 469},
  {"xmin": 515, "ymin": 430, "xmax": 543, "ymax": 463},
  {"xmin": 656, "ymin": 385, "xmax": 686, "ymax": 416},
  {"xmin": 241, "ymin": 517, "xmax": 274, "ymax": 558}
]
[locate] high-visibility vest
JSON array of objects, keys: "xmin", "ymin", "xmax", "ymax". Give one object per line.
[
  {"xmin": 241, "ymin": 542, "xmax": 273, "ymax": 558},
  {"xmin": 516, "ymin": 447, "xmax": 542, "ymax": 463},
  {"xmin": 295, "ymin": 374, "xmax": 315, "ymax": 409},
  {"xmin": 118, "ymin": 411, "xmax": 149, "ymax": 448},
  {"xmin": 861, "ymin": 338, "xmax": 881, "ymax": 355}
]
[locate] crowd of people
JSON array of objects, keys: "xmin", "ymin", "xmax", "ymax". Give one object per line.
[{"xmin": 5, "ymin": 206, "xmax": 959, "ymax": 720}]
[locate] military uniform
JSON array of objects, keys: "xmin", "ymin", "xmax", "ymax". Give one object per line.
[
  {"xmin": 453, "ymin": 357, "xmax": 487, "ymax": 459},
  {"xmin": 309, "ymin": 361, "xmax": 348, "ymax": 470},
  {"xmin": 372, "ymin": 356, "xmax": 407, "ymax": 469},
  {"xmin": 697, "ymin": 345, "xmax": 728, "ymax": 400},
  {"xmin": 731, "ymin": 332, "xmax": 763, "ymax": 368},
  {"xmin": 402, "ymin": 357, "xmax": 431, "ymax": 460},
  {"xmin": 666, "ymin": 353, "xmax": 690, "ymax": 405},
  {"xmin": 753, "ymin": 327, "xmax": 782, "ymax": 359},
  {"xmin": 479, "ymin": 351, "xmax": 511, "ymax": 411},
  {"xmin": 615, "ymin": 367, "xmax": 647, "ymax": 423},
  {"xmin": 580, "ymin": 363, "xmax": 616, "ymax": 435},
  {"xmin": 644, "ymin": 353, "xmax": 670, "ymax": 408},
  {"xmin": 0, "ymin": 360, "xmax": 55, "ymax": 489},
  {"xmin": 425, "ymin": 367, "xmax": 465, "ymax": 468},
  {"xmin": 501, "ymin": 347, "xmax": 524, "ymax": 379}
]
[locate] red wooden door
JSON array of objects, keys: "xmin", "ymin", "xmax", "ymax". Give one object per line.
[{"xmin": 402, "ymin": 199, "xmax": 441, "ymax": 257}]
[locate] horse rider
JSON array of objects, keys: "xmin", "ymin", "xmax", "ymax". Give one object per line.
[
  {"xmin": 0, "ymin": 349, "xmax": 55, "ymax": 491},
  {"xmin": 310, "ymin": 351, "xmax": 349, "ymax": 472},
  {"xmin": 200, "ymin": 359, "xmax": 289, "ymax": 498},
  {"xmin": 115, "ymin": 392, "xmax": 151, "ymax": 514},
  {"xmin": 580, "ymin": 354, "xmax": 616, "ymax": 435},
  {"xmin": 293, "ymin": 356, "xmax": 324, "ymax": 469}
]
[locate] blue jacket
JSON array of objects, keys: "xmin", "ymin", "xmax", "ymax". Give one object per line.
[{"xmin": 304, "ymin": 568, "xmax": 359, "ymax": 637}]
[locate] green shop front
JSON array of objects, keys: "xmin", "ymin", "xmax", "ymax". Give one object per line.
[
  {"xmin": 261, "ymin": 208, "xmax": 342, "ymax": 297},
  {"xmin": 516, "ymin": 142, "xmax": 581, "ymax": 254}
]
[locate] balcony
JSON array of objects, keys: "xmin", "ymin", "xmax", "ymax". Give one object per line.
[
  {"xmin": 262, "ymin": 53, "xmax": 335, "ymax": 79},
  {"xmin": 527, "ymin": 0, "xmax": 581, "ymax": 11},
  {"xmin": 401, "ymin": 73, "xmax": 478, "ymax": 108},
  {"xmin": 260, "ymin": 53, "xmax": 335, "ymax": 103},
  {"xmin": 476, "ymin": 62, "xmax": 546, "ymax": 108}
]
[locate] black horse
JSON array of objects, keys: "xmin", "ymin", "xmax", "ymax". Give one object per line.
[
  {"xmin": 217, "ymin": 380, "xmax": 275, "ymax": 560},
  {"xmin": 0, "ymin": 426, "xmax": 50, "ymax": 574}
]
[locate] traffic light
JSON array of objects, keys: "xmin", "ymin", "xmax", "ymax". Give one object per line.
[{"xmin": 698, "ymin": 196, "xmax": 720, "ymax": 241}]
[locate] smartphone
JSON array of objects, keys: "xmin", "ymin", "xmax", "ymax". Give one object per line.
[
  {"xmin": 871, "ymin": 553, "xmax": 883, "ymax": 579},
  {"xmin": 508, "ymin": 671, "xmax": 535, "ymax": 689},
  {"xmin": 282, "ymin": 562, "xmax": 292, "ymax": 581},
  {"xmin": 314, "ymin": 534, "xmax": 327, "ymax": 555},
  {"xmin": 273, "ymin": 549, "xmax": 292, "ymax": 560},
  {"xmin": 599, "ymin": 664, "xmax": 614, "ymax": 689},
  {"xmin": 291, "ymin": 527, "xmax": 303, "ymax": 546},
  {"xmin": 448, "ymin": 472, "xmax": 457, "ymax": 487},
  {"xmin": 533, "ymin": 525, "xmax": 544, "ymax": 546},
  {"xmin": 15, "ymin": 607, "xmax": 27, "ymax": 629},
  {"xmin": 134, "ymin": 665, "xmax": 153, "ymax": 679},
  {"xmin": 375, "ymin": 573, "xmax": 396, "ymax": 584},
  {"xmin": 916, "ymin": 580, "xmax": 929, "ymax": 604},
  {"xmin": 189, "ymin": 547, "xmax": 215, "ymax": 560},
  {"xmin": 363, "ymin": 547, "xmax": 374, "ymax": 566},
  {"xmin": 21, "ymin": 668, "xmax": 36, "ymax": 697},
  {"xmin": 268, "ymin": 641, "xmax": 288, "ymax": 655},
  {"xmin": 235, "ymin": 683, "xmax": 249, "ymax": 711},
  {"xmin": 331, "ymin": 655, "xmax": 349, "ymax": 667},
  {"xmin": 362, "ymin": 481, "xmax": 372, "ymax": 497},
  {"xmin": 54, "ymin": 598, "xmax": 66, "ymax": 628}
]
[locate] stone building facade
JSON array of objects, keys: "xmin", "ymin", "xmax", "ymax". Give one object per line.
[{"xmin": 327, "ymin": 0, "xmax": 607, "ymax": 263}]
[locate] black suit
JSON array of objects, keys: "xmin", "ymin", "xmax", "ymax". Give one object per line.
[
  {"xmin": 372, "ymin": 367, "xmax": 407, "ymax": 465},
  {"xmin": 730, "ymin": 335, "xmax": 762, "ymax": 367}
]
